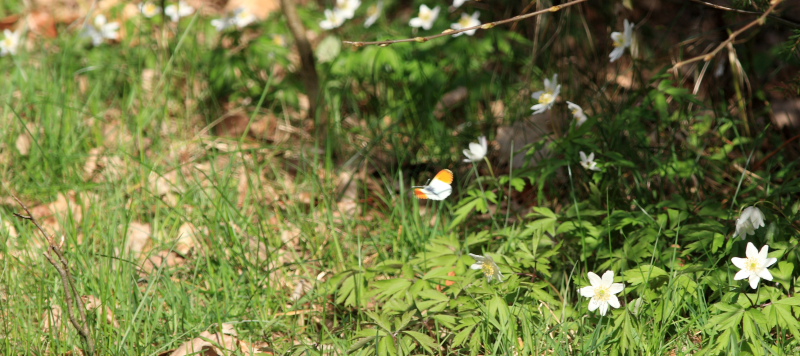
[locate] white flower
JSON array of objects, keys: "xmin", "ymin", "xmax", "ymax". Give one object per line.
[
  {"xmin": 530, "ymin": 74, "xmax": 561, "ymax": 114},
  {"xmin": 469, "ymin": 254, "xmax": 503, "ymax": 282},
  {"xmin": 580, "ymin": 151, "xmax": 600, "ymax": 171},
  {"xmin": 335, "ymin": 0, "xmax": 361, "ymax": 20},
  {"xmin": 732, "ymin": 242, "xmax": 777, "ymax": 289},
  {"xmin": 81, "ymin": 15, "xmax": 119, "ymax": 47},
  {"xmin": 232, "ymin": 7, "xmax": 257, "ymax": 28},
  {"xmin": 320, "ymin": 9, "xmax": 346, "ymax": 30},
  {"xmin": 734, "ymin": 206, "xmax": 766, "ymax": 240},
  {"xmin": 609, "ymin": 19, "xmax": 633, "ymax": 62},
  {"xmin": 463, "ymin": 136, "xmax": 488, "ymax": 163},
  {"xmin": 409, "ymin": 5, "xmax": 440, "ymax": 31},
  {"xmin": 450, "ymin": 11, "xmax": 480, "ymax": 37},
  {"xmin": 139, "ymin": 2, "xmax": 162, "ymax": 18},
  {"xmin": 566, "ymin": 101, "xmax": 587, "ymax": 127},
  {"xmin": 364, "ymin": 1, "xmax": 383, "ymax": 28},
  {"xmin": 164, "ymin": 1, "xmax": 195, "ymax": 22},
  {"xmin": 0, "ymin": 28, "xmax": 22, "ymax": 57},
  {"xmin": 211, "ymin": 17, "xmax": 233, "ymax": 32},
  {"xmin": 452, "ymin": 0, "xmax": 469, "ymax": 8},
  {"xmin": 578, "ymin": 271, "xmax": 625, "ymax": 316}
]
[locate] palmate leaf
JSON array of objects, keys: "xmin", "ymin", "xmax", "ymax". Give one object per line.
[
  {"xmin": 402, "ymin": 331, "xmax": 439, "ymax": 354},
  {"xmin": 707, "ymin": 303, "xmax": 745, "ymax": 332}
]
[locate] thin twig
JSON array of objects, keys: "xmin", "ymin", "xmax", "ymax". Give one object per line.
[
  {"xmin": 280, "ymin": 0, "xmax": 322, "ymax": 125},
  {"xmin": 343, "ymin": 0, "xmax": 590, "ymax": 47},
  {"xmin": 671, "ymin": 0, "xmax": 782, "ymax": 73},
  {"xmin": 11, "ymin": 195, "xmax": 95, "ymax": 355},
  {"xmin": 688, "ymin": 0, "xmax": 800, "ymax": 29},
  {"xmin": 752, "ymin": 133, "xmax": 800, "ymax": 171}
]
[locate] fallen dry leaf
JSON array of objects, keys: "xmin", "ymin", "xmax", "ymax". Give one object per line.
[
  {"xmin": 41, "ymin": 304, "xmax": 64, "ymax": 336},
  {"xmin": 772, "ymin": 99, "xmax": 800, "ymax": 129},
  {"xmin": 168, "ymin": 329, "xmax": 253, "ymax": 356},
  {"xmin": 27, "ymin": 11, "xmax": 58, "ymax": 38},
  {"xmin": 81, "ymin": 295, "xmax": 120, "ymax": 327},
  {"xmin": 125, "ymin": 221, "xmax": 153, "ymax": 256},
  {"xmin": 175, "ymin": 223, "xmax": 205, "ymax": 256},
  {"xmin": 15, "ymin": 131, "xmax": 32, "ymax": 156}
]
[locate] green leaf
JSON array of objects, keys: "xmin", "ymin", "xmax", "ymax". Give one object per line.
[
  {"xmin": 452, "ymin": 324, "xmax": 477, "ymax": 347},
  {"xmin": 623, "ymin": 265, "xmax": 668, "ymax": 286},
  {"xmin": 773, "ymin": 296, "xmax": 800, "ymax": 306},
  {"xmin": 402, "ymin": 330, "xmax": 439, "ymax": 354},
  {"xmin": 707, "ymin": 303, "xmax": 744, "ymax": 331}
]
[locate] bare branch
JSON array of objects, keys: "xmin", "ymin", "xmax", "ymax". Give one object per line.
[
  {"xmin": 671, "ymin": 0, "xmax": 782, "ymax": 73},
  {"xmin": 343, "ymin": 0, "xmax": 590, "ymax": 47},
  {"xmin": 11, "ymin": 195, "xmax": 95, "ymax": 355}
]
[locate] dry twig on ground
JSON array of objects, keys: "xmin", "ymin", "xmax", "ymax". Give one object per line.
[{"xmin": 11, "ymin": 195, "xmax": 95, "ymax": 355}]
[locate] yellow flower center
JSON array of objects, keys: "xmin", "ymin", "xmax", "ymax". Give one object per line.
[
  {"xmin": 746, "ymin": 258, "xmax": 761, "ymax": 272},
  {"xmin": 420, "ymin": 11, "xmax": 432, "ymax": 22},
  {"xmin": 458, "ymin": 16, "xmax": 472, "ymax": 27},
  {"xmin": 2, "ymin": 37, "xmax": 12, "ymax": 47},
  {"xmin": 594, "ymin": 287, "xmax": 611, "ymax": 301},
  {"xmin": 481, "ymin": 263, "xmax": 496, "ymax": 278},
  {"xmin": 144, "ymin": 4, "xmax": 157, "ymax": 14},
  {"xmin": 613, "ymin": 37, "xmax": 627, "ymax": 48},
  {"xmin": 367, "ymin": 5, "xmax": 378, "ymax": 16},
  {"xmin": 538, "ymin": 92, "xmax": 555, "ymax": 105}
]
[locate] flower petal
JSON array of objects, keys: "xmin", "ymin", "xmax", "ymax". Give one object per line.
[
  {"xmin": 764, "ymin": 257, "xmax": 778, "ymax": 268},
  {"xmin": 731, "ymin": 257, "xmax": 747, "ymax": 269},
  {"xmin": 601, "ymin": 270, "xmax": 615, "ymax": 287},
  {"xmin": 470, "ymin": 263, "xmax": 482, "ymax": 270},
  {"xmin": 748, "ymin": 274, "xmax": 761, "ymax": 289},
  {"xmin": 609, "ymin": 283, "xmax": 625, "ymax": 295},
  {"xmin": 745, "ymin": 242, "xmax": 759, "ymax": 258},
  {"xmin": 756, "ymin": 268, "xmax": 773, "ymax": 281},
  {"xmin": 598, "ymin": 300, "xmax": 609, "ymax": 316},
  {"xmin": 587, "ymin": 272, "xmax": 602, "ymax": 287},
  {"xmin": 607, "ymin": 295, "xmax": 620, "ymax": 309},
  {"xmin": 588, "ymin": 298, "xmax": 600, "ymax": 312},
  {"xmin": 579, "ymin": 286, "xmax": 595, "ymax": 298},
  {"xmin": 733, "ymin": 269, "xmax": 750, "ymax": 281}
]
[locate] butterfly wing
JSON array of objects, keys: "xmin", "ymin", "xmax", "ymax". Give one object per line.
[{"xmin": 415, "ymin": 169, "xmax": 453, "ymax": 200}]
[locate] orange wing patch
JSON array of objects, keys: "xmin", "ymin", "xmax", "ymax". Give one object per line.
[
  {"xmin": 433, "ymin": 169, "xmax": 453, "ymax": 184},
  {"xmin": 414, "ymin": 188, "xmax": 429, "ymax": 199}
]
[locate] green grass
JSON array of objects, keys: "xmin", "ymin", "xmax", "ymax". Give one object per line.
[{"xmin": 2, "ymin": 0, "xmax": 800, "ymax": 355}]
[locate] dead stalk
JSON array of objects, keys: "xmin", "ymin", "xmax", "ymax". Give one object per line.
[
  {"xmin": 343, "ymin": 0, "xmax": 590, "ymax": 47},
  {"xmin": 11, "ymin": 195, "xmax": 95, "ymax": 355},
  {"xmin": 671, "ymin": 0, "xmax": 782, "ymax": 73}
]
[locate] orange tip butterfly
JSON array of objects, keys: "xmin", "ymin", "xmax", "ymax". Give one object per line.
[{"xmin": 413, "ymin": 169, "xmax": 453, "ymax": 200}]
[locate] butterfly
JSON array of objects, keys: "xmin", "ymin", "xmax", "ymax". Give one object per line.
[{"xmin": 413, "ymin": 169, "xmax": 453, "ymax": 200}]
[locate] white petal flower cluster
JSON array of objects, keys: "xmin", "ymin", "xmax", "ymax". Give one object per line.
[
  {"xmin": 450, "ymin": 11, "xmax": 480, "ymax": 37},
  {"xmin": 164, "ymin": 1, "xmax": 195, "ymax": 22},
  {"xmin": 463, "ymin": 136, "xmax": 488, "ymax": 163},
  {"xmin": 212, "ymin": 7, "xmax": 258, "ymax": 32},
  {"xmin": 409, "ymin": 5, "xmax": 440, "ymax": 30},
  {"xmin": 139, "ymin": 2, "xmax": 162, "ymax": 18},
  {"xmin": 579, "ymin": 151, "xmax": 600, "ymax": 171},
  {"xmin": 81, "ymin": 15, "xmax": 120, "ymax": 47},
  {"xmin": 531, "ymin": 74, "xmax": 561, "ymax": 114},
  {"xmin": 732, "ymin": 242, "xmax": 777, "ymax": 289},
  {"xmin": 579, "ymin": 271, "xmax": 625, "ymax": 316},
  {"xmin": 609, "ymin": 19, "xmax": 634, "ymax": 62},
  {"xmin": 469, "ymin": 254, "xmax": 503, "ymax": 282},
  {"xmin": 320, "ymin": 0, "xmax": 361, "ymax": 30},
  {"xmin": 452, "ymin": 0, "xmax": 470, "ymax": 8},
  {"xmin": 363, "ymin": 1, "xmax": 383, "ymax": 28},
  {"xmin": 734, "ymin": 206, "xmax": 765, "ymax": 240},
  {"xmin": 566, "ymin": 101, "xmax": 588, "ymax": 127},
  {"xmin": 0, "ymin": 28, "xmax": 22, "ymax": 56}
]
